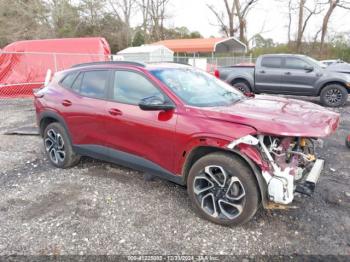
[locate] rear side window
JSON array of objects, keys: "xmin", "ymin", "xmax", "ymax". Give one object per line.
[
  {"xmin": 71, "ymin": 73, "xmax": 83, "ymax": 92},
  {"xmin": 261, "ymin": 57, "xmax": 282, "ymax": 68},
  {"xmin": 78, "ymin": 70, "xmax": 109, "ymax": 99},
  {"xmin": 60, "ymin": 72, "xmax": 78, "ymax": 88},
  {"xmin": 285, "ymin": 58, "xmax": 311, "ymax": 70}
]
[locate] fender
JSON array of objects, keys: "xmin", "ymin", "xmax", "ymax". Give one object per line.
[
  {"xmin": 315, "ymin": 79, "xmax": 349, "ymax": 95},
  {"xmin": 38, "ymin": 110, "xmax": 72, "ymax": 143}
]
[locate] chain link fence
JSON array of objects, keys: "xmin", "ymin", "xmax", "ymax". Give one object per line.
[{"xmin": 0, "ymin": 51, "xmax": 111, "ymax": 98}]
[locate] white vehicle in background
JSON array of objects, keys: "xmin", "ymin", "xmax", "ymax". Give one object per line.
[{"xmin": 320, "ymin": 59, "xmax": 345, "ymax": 67}]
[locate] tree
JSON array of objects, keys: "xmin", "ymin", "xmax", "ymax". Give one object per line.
[
  {"xmin": 137, "ymin": 0, "xmax": 151, "ymax": 43},
  {"xmin": 162, "ymin": 27, "xmax": 202, "ymax": 40},
  {"xmin": 48, "ymin": 0, "xmax": 82, "ymax": 37},
  {"xmin": 109, "ymin": 0, "xmax": 137, "ymax": 45},
  {"xmin": 253, "ymin": 34, "xmax": 275, "ymax": 48},
  {"xmin": 207, "ymin": 0, "xmax": 258, "ymax": 44},
  {"xmin": 147, "ymin": 0, "xmax": 171, "ymax": 41},
  {"xmin": 0, "ymin": 0, "xmax": 50, "ymax": 47},
  {"xmin": 132, "ymin": 30, "xmax": 145, "ymax": 46},
  {"xmin": 234, "ymin": 0, "xmax": 258, "ymax": 45},
  {"xmin": 293, "ymin": 0, "xmax": 323, "ymax": 52},
  {"xmin": 320, "ymin": 0, "xmax": 350, "ymax": 53},
  {"xmin": 207, "ymin": 0, "xmax": 236, "ymax": 37}
]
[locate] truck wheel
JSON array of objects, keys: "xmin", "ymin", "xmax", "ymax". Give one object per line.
[
  {"xmin": 43, "ymin": 122, "xmax": 81, "ymax": 168},
  {"xmin": 320, "ymin": 84, "xmax": 348, "ymax": 107},
  {"xmin": 232, "ymin": 81, "xmax": 251, "ymax": 94},
  {"xmin": 187, "ymin": 152, "xmax": 259, "ymax": 226}
]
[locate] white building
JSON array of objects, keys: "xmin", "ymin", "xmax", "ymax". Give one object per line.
[{"xmin": 116, "ymin": 45, "xmax": 174, "ymax": 63}]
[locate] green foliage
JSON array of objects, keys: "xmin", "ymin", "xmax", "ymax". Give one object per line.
[
  {"xmin": 132, "ymin": 31, "xmax": 146, "ymax": 47},
  {"xmin": 251, "ymin": 34, "xmax": 350, "ymax": 62},
  {"xmin": 163, "ymin": 27, "xmax": 203, "ymax": 40}
]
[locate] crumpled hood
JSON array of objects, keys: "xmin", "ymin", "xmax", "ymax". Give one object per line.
[{"xmin": 202, "ymin": 95, "xmax": 340, "ymax": 137}]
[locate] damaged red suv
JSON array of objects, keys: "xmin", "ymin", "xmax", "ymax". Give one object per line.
[{"xmin": 34, "ymin": 61, "xmax": 340, "ymax": 226}]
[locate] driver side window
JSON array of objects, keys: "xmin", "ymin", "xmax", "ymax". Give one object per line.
[
  {"xmin": 112, "ymin": 70, "xmax": 164, "ymax": 105},
  {"xmin": 285, "ymin": 58, "xmax": 311, "ymax": 70}
]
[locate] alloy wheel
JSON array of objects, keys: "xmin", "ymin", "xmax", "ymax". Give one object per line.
[
  {"xmin": 325, "ymin": 88, "xmax": 343, "ymax": 105},
  {"xmin": 45, "ymin": 129, "xmax": 66, "ymax": 164},
  {"xmin": 193, "ymin": 165, "xmax": 246, "ymax": 220}
]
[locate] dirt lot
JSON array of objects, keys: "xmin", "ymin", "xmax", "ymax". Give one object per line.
[{"xmin": 0, "ymin": 97, "xmax": 349, "ymax": 256}]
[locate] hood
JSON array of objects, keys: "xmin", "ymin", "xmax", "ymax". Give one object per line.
[
  {"xmin": 201, "ymin": 95, "xmax": 340, "ymax": 137},
  {"xmin": 326, "ymin": 63, "xmax": 350, "ymax": 75}
]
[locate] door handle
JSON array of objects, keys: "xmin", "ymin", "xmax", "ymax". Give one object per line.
[
  {"xmin": 108, "ymin": 108, "xmax": 122, "ymax": 116},
  {"xmin": 285, "ymin": 72, "xmax": 291, "ymax": 75},
  {"xmin": 62, "ymin": 100, "xmax": 72, "ymax": 107},
  {"xmin": 259, "ymin": 70, "xmax": 266, "ymax": 74}
]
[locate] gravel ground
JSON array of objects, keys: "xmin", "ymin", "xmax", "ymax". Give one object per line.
[{"xmin": 0, "ymin": 97, "xmax": 349, "ymax": 256}]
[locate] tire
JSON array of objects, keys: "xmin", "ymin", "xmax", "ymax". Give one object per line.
[
  {"xmin": 346, "ymin": 136, "xmax": 350, "ymax": 148},
  {"xmin": 231, "ymin": 81, "xmax": 251, "ymax": 94},
  {"xmin": 187, "ymin": 152, "xmax": 259, "ymax": 226},
  {"xmin": 320, "ymin": 84, "xmax": 348, "ymax": 107},
  {"xmin": 43, "ymin": 122, "xmax": 81, "ymax": 168}
]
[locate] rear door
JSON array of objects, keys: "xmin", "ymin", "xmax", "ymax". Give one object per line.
[
  {"xmin": 59, "ymin": 69, "xmax": 111, "ymax": 146},
  {"xmin": 255, "ymin": 56, "xmax": 284, "ymax": 93},
  {"xmin": 281, "ymin": 57, "xmax": 321, "ymax": 95}
]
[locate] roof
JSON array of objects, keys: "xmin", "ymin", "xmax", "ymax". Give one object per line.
[
  {"xmin": 117, "ymin": 45, "xmax": 174, "ymax": 55},
  {"xmin": 60, "ymin": 62, "xmax": 189, "ymax": 75},
  {"xmin": 152, "ymin": 37, "xmax": 247, "ymax": 54}
]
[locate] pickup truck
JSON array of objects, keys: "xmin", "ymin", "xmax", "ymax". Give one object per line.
[{"xmin": 217, "ymin": 54, "xmax": 350, "ymax": 107}]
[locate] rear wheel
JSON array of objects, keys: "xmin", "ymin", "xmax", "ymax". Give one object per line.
[
  {"xmin": 320, "ymin": 84, "xmax": 348, "ymax": 107},
  {"xmin": 231, "ymin": 81, "xmax": 251, "ymax": 94},
  {"xmin": 187, "ymin": 152, "xmax": 259, "ymax": 226},
  {"xmin": 43, "ymin": 122, "xmax": 80, "ymax": 168}
]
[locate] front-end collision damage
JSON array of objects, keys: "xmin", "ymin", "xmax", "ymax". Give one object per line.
[{"xmin": 227, "ymin": 134, "xmax": 324, "ymax": 206}]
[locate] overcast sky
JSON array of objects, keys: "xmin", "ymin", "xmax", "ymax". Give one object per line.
[{"xmin": 160, "ymin": 0, "xmax": 350, "ymax": 43}]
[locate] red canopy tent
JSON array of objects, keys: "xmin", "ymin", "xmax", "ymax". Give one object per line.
[{"xmin": 0, "ymin": 37, "xmax": 111, "ymax": 98}]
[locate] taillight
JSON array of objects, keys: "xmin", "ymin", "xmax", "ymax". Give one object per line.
[{"xmin": 214, "ymin": 69, "xmax": 220, "ymax": 78}]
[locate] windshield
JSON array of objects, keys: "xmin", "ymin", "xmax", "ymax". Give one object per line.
[{"xmin": 150, "ymin": 68, "xmax": 243, "ymax": 107}]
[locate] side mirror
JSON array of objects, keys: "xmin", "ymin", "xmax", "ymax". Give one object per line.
[
  {"xmin": 304, "ymin": 65, "xmax": 314, "ymax": 72},
  {"xmin": 138, "ymin": 96, "xmax": 175, "ymax": 111}
]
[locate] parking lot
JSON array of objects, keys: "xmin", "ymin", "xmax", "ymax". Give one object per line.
[{"xmin": 0, "ymin": 97, "xmax": 349, "ymax": 256}]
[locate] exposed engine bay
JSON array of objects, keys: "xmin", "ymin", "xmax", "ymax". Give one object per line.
[{"xmin": 228, "ymin": 135, "xmax": 325, "ymax": 205}]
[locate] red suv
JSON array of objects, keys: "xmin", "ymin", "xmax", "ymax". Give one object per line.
[{"xmin": 34, "ymin": 61, "xmax": 340, "ymax": 226}]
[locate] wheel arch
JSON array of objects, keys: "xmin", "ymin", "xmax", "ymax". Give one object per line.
[
  {"xmin": 229, "ymin": 76, "xmax": 253, "ymax": 90},
  {"xmin": 318, "ymin": 81, "xmax": 349, "ymax": 95},
  {"xmin": 182, "ymin": 145, "xmax": 268, "ymax": 207},
  {"xmin": 38, "ymin": 111, "xmax": 72, "ymax": 142}
]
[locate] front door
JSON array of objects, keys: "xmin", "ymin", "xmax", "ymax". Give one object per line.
[
  {"xmin": 281, "ymin": 57, "xmax": 321, "ymax": 95},
  {"xmin": 104, "ymin": 69, "xmax": 177, "ymax": 173}
]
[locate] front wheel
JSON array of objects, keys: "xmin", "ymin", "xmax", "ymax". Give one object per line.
[
  {"xmin": 187, "ymin": 152, "xmax": 259, "ymax": 226},
  {"xmin": 43, "ymin": 122, "xmax": 81, "ymax": 168},
  {"xmin": 320, "ymin": 84, "xmax": 348, "ymax": 107}
]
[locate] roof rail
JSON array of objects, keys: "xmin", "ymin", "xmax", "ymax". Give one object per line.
[
  {"xmin": 71, "ymin": 61, "xmax": 146, "ymax": 68},
  {"xmin": 147, "ymin": 61, "xmax": 192, "ymax": 66}
]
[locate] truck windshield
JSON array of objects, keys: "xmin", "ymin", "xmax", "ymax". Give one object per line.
[{"xmin": 150, "ymin": 68, "xmax": 243, "ymax": 107}]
